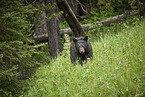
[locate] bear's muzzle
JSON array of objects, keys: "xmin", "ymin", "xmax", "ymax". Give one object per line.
[{"xmin": 79, "ymin": 47, "xmax": 85, "ymax": 54}]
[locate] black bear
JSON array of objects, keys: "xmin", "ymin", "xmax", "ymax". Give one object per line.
[{"xmin": 70, "ymin": 36, "xmax": 93, "ymax": 65}]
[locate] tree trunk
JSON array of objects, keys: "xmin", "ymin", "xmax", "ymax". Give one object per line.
[
  {"xmin": 45, "ymin": 0, "xmax": 62, "ymax": 59},
  {"xmin": 56, "ymin": 0, "xmax": 86, "ymax": 37},
  {"xmin": 34, "ymin": 0, "xmax": 48, "ymax": 36}
]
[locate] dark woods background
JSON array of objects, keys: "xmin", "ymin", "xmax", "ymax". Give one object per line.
[{"xmin": 0, "ymin": 0, "xmax": 144, "ymax": 96}]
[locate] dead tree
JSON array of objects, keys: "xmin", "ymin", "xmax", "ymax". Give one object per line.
[{"xmin": 56, "ymin": 0, "xmax": 86, "ymax": 37}]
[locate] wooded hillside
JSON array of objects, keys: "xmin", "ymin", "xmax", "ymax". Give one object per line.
[{"xmin": 0, "ymin": 0, "xmax": 144, "ymax": 96}]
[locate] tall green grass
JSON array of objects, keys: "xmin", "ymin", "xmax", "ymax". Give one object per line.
[{"xmin": 25, "ymin": 21, "xmax": 145, "ymax": 97}]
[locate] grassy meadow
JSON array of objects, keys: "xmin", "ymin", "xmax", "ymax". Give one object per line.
[{"xmin": 24, "ymin": 20, "xmax": 145, "ymax": 97}]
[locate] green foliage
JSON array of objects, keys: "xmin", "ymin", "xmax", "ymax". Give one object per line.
[
  {"xmin": 25, "ymin": 19, "xmax": 145, "ymax": 96},
  {"xmin": 82, "ymin": 0, "xmax": 139, "ymax": 24},
  {"xmin": 60, "ymin": 21, "xmax": 69, "ymax": 29},
  {"xmin": 0, "ymin": 0, "xmax": 32, "ymax": 42},
  {"xmin": 0, "ymin": 0, "xmax": 51, "ymax": 97},
  {"xmin": 0, "ymin": 0, "xmax": 32, "ymax": 96},
  {"xmin": 30, "ymin": 2, "xmax": 61, "ymax": 25},
  {"xmin": 0, "ymin": 41, "xmax": 33, "ymax": 96},
  {"xmin": 0, "ymin": 41, "xmax": 50, "ymax": 97}
]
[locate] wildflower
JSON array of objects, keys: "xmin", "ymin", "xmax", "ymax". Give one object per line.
[
  {"xmin": 86, "ymin": 69, "xmax": 89, "ymax": 72},
  {"xmin": 114, "ymin": 76, "xmax": 116, "ymax": 78},
  {"xmin": 119, "ymin": 61, "xmax": 122, "ymax": 64},
  {"xmin": 137, "ymin": 18, "xmax": 139, "ymax": 20},
  {"xmin": 115, "ymin": 67, "xmax": 119, "ymax": 69},
  {"xmin": 126, "ymin": 87, "xmax": 128, "ymax": 91},
  {"xmin": 67, "ymin": 79, "xmax": 70, "ymax": 82},
  {"xmin": 143, "ymin": 75, "xmax": 145, "ymax": 78}
]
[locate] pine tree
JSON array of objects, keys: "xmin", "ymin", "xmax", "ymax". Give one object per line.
[{"xmin": 0, "ymin": 0, "xmax": 39, "ymax": 96}]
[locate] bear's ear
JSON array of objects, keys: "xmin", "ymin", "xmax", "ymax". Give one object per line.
[
  {"xmin": 84, "ymin": 36, "xmax": 88, "ymax": 41},
  {"xmin": 73, "ymin": 38, "xmax": 78, "ymax": 43}
]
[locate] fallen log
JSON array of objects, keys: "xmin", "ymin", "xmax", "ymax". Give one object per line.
[
  {"xmin": 60, "ymin": 10, "xmax": 139, "ymax": 35},
  {"xmin": 28, "ymin": 34, "xmax": 48, "ymax": 44},
  {"xmin": 30, "ymin": 10, "xmax": 139, "ymax": 44},
  {"xmin": 61, "ymin": 10, "xmax": 139, "ymax": 35},
  {"xmin": 98, "ymin": 10, "xmax": 139, "ymax": 26}
]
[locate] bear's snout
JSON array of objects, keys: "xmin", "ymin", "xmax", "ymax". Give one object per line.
[{"xmin": 79, "ymin": 47, "xmax": 85, "ymax": 54}]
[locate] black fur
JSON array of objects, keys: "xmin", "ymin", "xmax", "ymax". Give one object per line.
[{"xmin": 70, "ymin": 36, "xmax": 93, "ymax": 65}]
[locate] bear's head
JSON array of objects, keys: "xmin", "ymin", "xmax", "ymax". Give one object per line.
[{"xmin": 73, "ymin": 36, "xmax": 88, "ymax": 54}]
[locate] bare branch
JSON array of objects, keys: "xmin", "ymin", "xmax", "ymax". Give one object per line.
[{"xmin": 75, "ymin": 0, "xmax": 88, "ymax": 14}]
